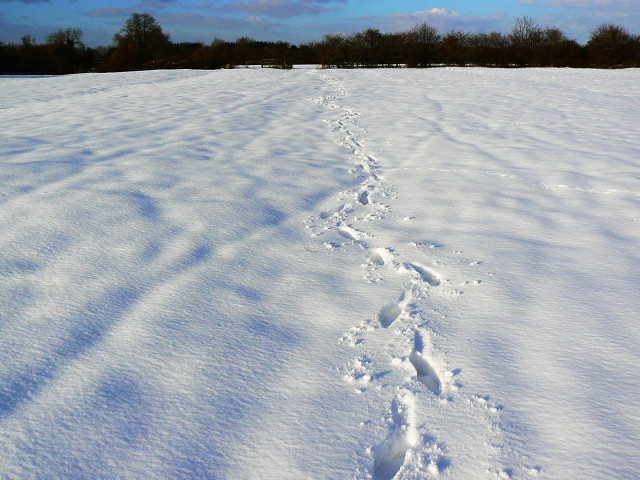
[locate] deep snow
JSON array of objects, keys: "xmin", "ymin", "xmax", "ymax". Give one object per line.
[{"xmin": 1, "ymin": 67, "xmax": 639, "ymax": 479}]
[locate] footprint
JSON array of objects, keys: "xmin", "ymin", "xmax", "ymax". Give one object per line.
[
  {"xmin": 471, "ymin": 394, "xmax": 504, "ymax": 413},
  {"xmin": 357, "ymin": 190, "xmax": 370, "ymax": 205},
  {"xmin": 341, "ymin": 355, "xmax": 374, "ymax": 392},
  {"xmin": 406, "ymin": 262, "xmax": 441, "ymax": 286},
  {"xmin": 378, "ymin": 291, "xmax": 411, "ymax": 328},
  {"xmin": 337, "ymin": 224, "xmax": 365, "ymax": 241},
  {"xmin": 319, "ymin": 204, "xmax": 345, "ymax": 219},
  {"xmin": 409, "ymin": 329, "xmax": 442, "ymax": 395},
  {"xmin": 373, "ymin": 392, "xmax": 417, "ymax": 480},
  {"xmin": 368, "ymin": 248, "xmax": 394, "ymax": 266},
  {"xmin": 339, "ymin": 319, "xmax": 373, "ymax": 347}
]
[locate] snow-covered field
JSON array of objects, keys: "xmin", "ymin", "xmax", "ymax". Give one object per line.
[{"xmin": 1, "ymin": 67, "xmax": 639, "ymax": 479}]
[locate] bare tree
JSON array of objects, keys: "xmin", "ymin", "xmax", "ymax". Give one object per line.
[
  {"xmin": 47, "ymin": 28, "xmax": 83, "ymax": 50},
  {"xmin": 409, "ymin": 22, "xmax": 441, "ymax": 67},
  {"xmin": 510, "ymin": 16, "xmax": 543, "ymax": 47},
  {"xmin": 587, "ymin": 23, "xmax": 634, "ymax": 66},
  {"xmin": 543, "ymin": 27, "xmax": 568, "ymax": 46},
  {"xmin": 46, "ymin": 28, "xmax": 84, "ymax": 71},
  {"xmin": 351, "ymin": 28, "xmax": 384, "ymax": 66},
  {"xmin": 21, "ymin": 35, "xmax": 35, "ymax": 48},
  {"xmin": 114, "ymin": 13, "xmax": 169, "ymax": 62},
  {"xmin": 540, "ymin": 27, "xmax": 582, "ymax": 66},
  {"xmin": 588, "ymin": 23, "xmax": 632, "ymax": 50},
  {"xmin": 318, "ymin": 33, "xmax": 348, "ymax": 68},
  {"xmin": 442, "ymin": 31, "xmax": 469, "ymax": 66}
]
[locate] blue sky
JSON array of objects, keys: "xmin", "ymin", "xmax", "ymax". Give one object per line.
[{"xmin": 1, "ymin": 0, "xmax": 638, "ymax": 47}]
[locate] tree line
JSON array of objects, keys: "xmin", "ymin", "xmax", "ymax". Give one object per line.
[
  {"xmin": 1, "ymin": 13, "xmax": 639, "ymax": 74},
  {"xmin": 316, "ymin": 19, "xmax": 640, "ymax": 68}
]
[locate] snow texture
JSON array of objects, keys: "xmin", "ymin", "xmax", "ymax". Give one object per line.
[{"xmin": 1, "ymin": 67, "xmax": 639, "ymax": 479}]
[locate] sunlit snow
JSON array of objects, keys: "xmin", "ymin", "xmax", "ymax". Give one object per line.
[{"xmin": 1, "ymin": 67, "xmax": 639, "ymax": 479}]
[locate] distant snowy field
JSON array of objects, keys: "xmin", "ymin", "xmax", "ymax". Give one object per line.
[{"xmin": 1, "ymin": 68, "xmax": 639, "ymax": 479}]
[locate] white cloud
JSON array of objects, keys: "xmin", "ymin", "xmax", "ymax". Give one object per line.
[
  {"xmin": 220, "ymin": 0, "xmax": 344, "ymax": 19},
  {"xmin": 373, "ymin": 8, "xmax": 508, "ymax": 35},
  {"xmin": 518, "ymin": 0, "xmax": 640, "ymax": 12}
]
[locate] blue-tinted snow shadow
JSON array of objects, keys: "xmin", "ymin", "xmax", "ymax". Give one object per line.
[
  {"xmin": 14, "ymin": 368, "xmax": 156, "ymax": 479},
  {"xmin": 0, "ymin": 285, "xmax": 143, "ymax": 419},
  {"xmin": 91, "ymin": 369, "xmax": 151, "ymax": 445},
  {"xmin": 0, "ymin": 136, "xmax": 50, "ymax": 156},
  {"xmin": 260, "ymin": 204, "xmax": 287, "ymax": 227},
  {"xmin": 172, "ymin": 244, "xmax": 214, "ymax": 272},
  {"xmin": 126, "ymin": 191, "xmax": 163, "ymax": 223},
  {"xmin": 0, "ymin": 258, "xmax": 41, "ymax": 275},
  {"xmin": 157, "ymin": 310, "xmax": 305, "ymax": 479},
  {"xmin": 0, "ymin": 149, "xmax": 98, "ymax": 198}
]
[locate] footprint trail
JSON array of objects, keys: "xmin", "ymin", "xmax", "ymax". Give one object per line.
[
  {"xmin": 373, "ymin": 392, "xmax": 417, "ymax": 480},
  {"xmin": 405, "ymin": 262, "xmax": 442, "ymax": 287},
  {"xmin": 378, "ymin": 291, "xmax": 411, "ymax": 328},
  {"xmin": 307, "ymin": 70, "xmax": 510, "ymax": 478},
  {"xmin": 409, "ymin": 329, "xmax": 442, "ymax": 395}
]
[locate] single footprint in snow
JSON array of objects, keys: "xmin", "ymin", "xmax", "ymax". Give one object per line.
[
  {"xmin": 406, "ymin": 262, "xmax": 441, "ymax": 286},
  {"xmin": 337, "ymin": 224, "xmax": 366, "ymax": 241},
  {"xmin": 409, "ymin": 329, "xmax": 442, "ymax": 395},
  {"xmin": 319, "ymin": 204, "xmax": 345, "ymax": 219},
  {"xmin": 373, "ymin": 392, "xmax": 418, "ymax": 480},
  {"xmin": 368, "ymin": 247, "xmax": 394, "ymax": 266},
  {"xmin": 378, "ymin": 291, "xmax": 412, "ymax": 328},
  {"xmin": 357, "ymin": 190, "xmax": 370, "ymax": 205}
]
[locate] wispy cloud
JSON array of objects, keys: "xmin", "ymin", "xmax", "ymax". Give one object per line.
[
  {"xmin": 517, "ymin": 0, "xmax": 640, "ymax": 41},
  {"xmin": 159, "ymin": 12, "xmax": 247, "ymax": 29},
  {"xmin": 84, "ymin": 0, "xmax": 179, "ymax": 19},
  {"xmin": 0, "ymin": 0, "xmax": 50, "ymax": 3},
  {"xmin": 0, "ymin": 16, "xmax": 51, "ymax": 43},
  {"xmin": 157, "ymin": 11, "xmax": 296, "ymax": 42},
  {"xmin": 85, "ymin": 7, "xmax": 133, "ymax": 18},
  {"xmin": 518, "ymin": 0, "xmax": 640, "ymax": 11},
  {"xmin": 348, "ymin": 8, "xmax": 508, "ymax": 35},
  {"xmin": 288, "ymin": 8, "xmax": 510, "ymax": 45},
  {"xmin": 220, "ymin": 0, "xmax": 345, "ymax": 19},
  {"xmin": 140, "ymin": 0, "xmax": 179, "ymax": 6}
]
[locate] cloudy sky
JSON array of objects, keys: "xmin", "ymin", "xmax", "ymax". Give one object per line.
[{"xmin": 1, "ymin": 0, "xmax": 638, "ymax": 47}]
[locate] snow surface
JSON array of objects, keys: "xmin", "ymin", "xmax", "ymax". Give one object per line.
[{"xmin": 1, "ymin": 67, "xmax": 639, "ymax": 479}]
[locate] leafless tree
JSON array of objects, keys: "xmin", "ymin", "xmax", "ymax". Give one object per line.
[
  {"xmin": 510, "ymin": 17, "xmax": 543, "ymax": 47},
  {"xmin": 409, "ymin": 22, "xmax": 441, "ymax": 67},
  {"xmin": 47, "ymin": 28, "xmax": 83, "ymax": 50},
  {"xmin": 21, "ymin": 35, "xmax": 35, "ymax": 49},
  {"xmin": 543, "ymin": 27, "xmax": 568, "ymax": 46},
  {"xmin": 588, "ymin": 23, "xmax": 632, "ymax": 50},
  {"xmin": 587, "ymin": 23, "xmax": 634, "ymax": 66},
  {"xmin": 114, "ymin": 13, "xmax": 169, "ymax": 62}
]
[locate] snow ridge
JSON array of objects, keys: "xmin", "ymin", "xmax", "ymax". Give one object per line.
[{"xmin": 306, "ymin": 72, "xmax": 514, "ymax": 478}]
